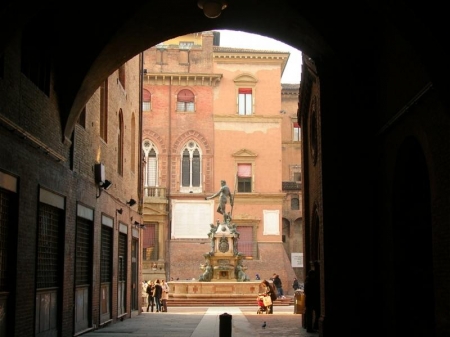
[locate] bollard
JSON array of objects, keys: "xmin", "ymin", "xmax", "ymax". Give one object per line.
[{"xmin": 219, "ymin": 312, "xmax": 232, "ymax": 337}]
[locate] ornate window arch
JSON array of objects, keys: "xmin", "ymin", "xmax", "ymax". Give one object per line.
[
  {"xmin": 142, "ymin": 139, "xmax": 158, "ymax": 188},
  {"xmin": 180, "ymin": 140, "xmax": 202, "ymax": 193}
]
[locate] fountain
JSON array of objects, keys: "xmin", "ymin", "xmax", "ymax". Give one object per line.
[
  {"xmin": 168, "ymin": 180, "xmax": 260, "ymax": 303},
  {"xmin": 199, "ymin": 212, "xmax": 250, "ymax": 282}
]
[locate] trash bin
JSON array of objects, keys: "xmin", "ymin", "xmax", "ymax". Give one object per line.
[{"xmin": 293, "ymin": 290, "xmax": 305, "ymax": 314}]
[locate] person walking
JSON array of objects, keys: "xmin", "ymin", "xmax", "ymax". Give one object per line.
[
  {"xmin": 205, "ymin": 180, "xmax": 234, "ymax": 220},
  {"xmin": 160, "ymin": 279, "xmax": 169, "ymax": 312},
  {"xmin": 272, "ymin": 273, "xmax": 285, "ymax": 299},
  {"xmin": 293, "ymin": 277, "xmax": 300, "ymax": 291},
  {"xmin": 153, "ymin": 279, "xmax": 163, "ymax": 312},
  {"xmin": 146, "ymin": 280, "xmax": 155, "ymax": 312}
]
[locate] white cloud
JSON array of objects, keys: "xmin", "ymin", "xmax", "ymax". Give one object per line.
[{"xmin": 215, "ymin": 30, "xmax": 302, "ymax": 84}]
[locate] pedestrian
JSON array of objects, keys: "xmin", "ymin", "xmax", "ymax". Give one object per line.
[
  {"xmin": 304, "ymin": 269, "xmax": 320, "ymax": 332},
  {"xmin": 161, "ymin": 279, "xmax": 169, "ymax": 312},
  {"xmin": 255, "ymin": 273, "xmax": 261, "ymax": 280},
  {"xmin": 142, "ymin": 280, "xmax": 148, "ymax": 310},
  {"xmin": 153, "ymin": 279, "xmax": 163, "ymax": 312},
  {"xmin": 293, "ymin": 277, "xmax": 300, "ymax": 291},
  {"xmin": 272, "ymin": 273, "xmax": 285, "ymax": 299},
  {"xmin": 146, "ymin": 280, "xmax": 155, "ymax": 312},
  {"xmin": 259, "ymin": 280, "xmax": 276, "ymax": 314}
]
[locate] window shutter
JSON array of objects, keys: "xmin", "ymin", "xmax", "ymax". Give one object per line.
[
  {"xmin": 237, "ymin": 164, "xmax": 252, "ymax": 177},
  {"xmin": 238, "ymin": 88, "xmax": 252, "ymax": 94}
]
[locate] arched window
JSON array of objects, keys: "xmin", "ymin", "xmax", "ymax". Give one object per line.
[
  {"xmin": 177, "ymin": 89, "xmax": 195, "ymax": 112},
  {"xmin": 142, "ymin": 89, "xmax": 151, "ymax": 111},
  {"xmin": 180, "ymin": 141, "xmax": 202, "ymax": 193},
  {"xmin": 117, "ymin": 109, "xmax": 124, "ymax": 175},
  {"xmin": 100, "ymin": 80, "xmax": 108, "ymax": 141},
  {"xmin": 130, "ymin": 113, "xmax": 136, "ymax": 173},
  {"xmin": 143, "ymin": 139, "xmax": 158, "ymax": 187}
]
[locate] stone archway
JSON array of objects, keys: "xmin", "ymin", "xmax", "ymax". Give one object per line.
[{"xmin": 392, "ymin": 136, "xmax": 434, "ymax": 336}]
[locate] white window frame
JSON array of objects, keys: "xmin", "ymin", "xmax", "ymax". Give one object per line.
[
  {"xmin": 233, "ymin": 74, "xmax": 257, "ymax": 116},
  {"xmin": 179, "ymin": 141, "xmax": 202, "ymax": 193},
  {"xmin": 143, "ymin": 139, "xmax": 158, "ymax": 187}
]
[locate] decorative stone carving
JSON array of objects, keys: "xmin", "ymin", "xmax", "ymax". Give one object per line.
[
  {"xmin": 218, "ymin": 236, "xmax": 229, "ymax": 253},
  {"xmin": 199, "ymin": 207, "xmax": 250, "ymax": 282}
]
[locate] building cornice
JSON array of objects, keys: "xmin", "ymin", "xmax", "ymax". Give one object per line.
[
  {"xmin": 143, "ymin": 73, "xmax": 222, "ymax": 86},
  {"xmin": 234, "ymin": 193, "xmax": 285, "ymax": 204},
  {"xmin": 212, "ymin": 115, "xmax": 282, "ymax": 123},
  {"xmin": 213, "ymin": 48, "xmax": 290, "ymax": 73}
]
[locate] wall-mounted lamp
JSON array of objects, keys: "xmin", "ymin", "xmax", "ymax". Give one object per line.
[
  {"xmin": 116, "ymin": 208, "xmax": 123, "ymax": 214},
  {"xmin": 197, "ymin": 0, "xmax": 227, "ymax": 19},
  {"xmin": 126, "ymin": 198, "xmax": 137, "ymax": 207},
  {"xmin": 96, "ymin": 179, "xmax": 113, "ymax": 198},
  {"xmin": 95, "ymin": 163, "xmax": 113, "ymax": 198},
  {"xmin": 100, "ymin": 180, "xmax": 112, "ymax": 190}
]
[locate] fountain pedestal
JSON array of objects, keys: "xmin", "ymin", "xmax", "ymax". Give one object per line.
[{"xmin": 199, "ymin": 215, "xmax": 250, "ymax": 282}]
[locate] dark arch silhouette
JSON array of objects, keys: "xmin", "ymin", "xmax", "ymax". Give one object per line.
[{"xmin": 392, "ymin": 136, "xmax": 434, "ymax": 337}]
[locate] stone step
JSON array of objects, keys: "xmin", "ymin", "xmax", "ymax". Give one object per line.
[{"xmin": 165, "ymin": 297, "xmax": 294, "ymax": 307}]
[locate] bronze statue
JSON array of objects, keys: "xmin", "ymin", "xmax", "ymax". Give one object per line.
[
  {"xmin": 207, "ymin": 223, "xmax": 217, "ymax": 253},
  {"xmin": 205, "ymin": 180, "xmax": 234, "ymax": 220},
  {"xmin": 235, "ymin": 260, "xmax": 250, "ymax": 282},
  {"xmin": 199, "ymin": 262, "xmax": 213, "ymax": 281}
]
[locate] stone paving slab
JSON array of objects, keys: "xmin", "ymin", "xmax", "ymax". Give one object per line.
[{"xmin": 81, "ymin": 306, "xmax": 318, "ymax": 337}]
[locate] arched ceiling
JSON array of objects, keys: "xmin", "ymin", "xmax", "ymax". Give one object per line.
[{"xmin": 0, "ymin": 0, "xmax": 448, "ymax": 143}]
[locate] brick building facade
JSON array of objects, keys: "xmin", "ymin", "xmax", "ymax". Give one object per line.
[
  {"xmin": 141, "ymin": 31, "xmax": 299, "ymax": 288},
  {"xmin": 0, "ymin": 36, "xmax": 142, "ymax": 335}
]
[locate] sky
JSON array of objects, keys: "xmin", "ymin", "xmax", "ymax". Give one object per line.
[{"xmin": 216, "ymin": 30, "xmax": 302, "ymax": 84}]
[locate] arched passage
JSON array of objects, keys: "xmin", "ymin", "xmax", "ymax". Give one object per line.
[{"xmin": 0, "ymin": 2, "xmax": 449, "ymax": 337}]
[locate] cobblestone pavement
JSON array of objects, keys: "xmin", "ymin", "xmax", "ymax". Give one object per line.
[
  {"xmin": 240, "ymin": 306, "xmax": 317, "ymax": 337},
  {"xmin": 81, "ymin": 306, "xmax": 319, "ymax": 337}
]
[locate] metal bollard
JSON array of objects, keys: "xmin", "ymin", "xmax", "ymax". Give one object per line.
[{"xmin": 219, "ymin": 312, "xmax": 232, "ymax": 337}]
